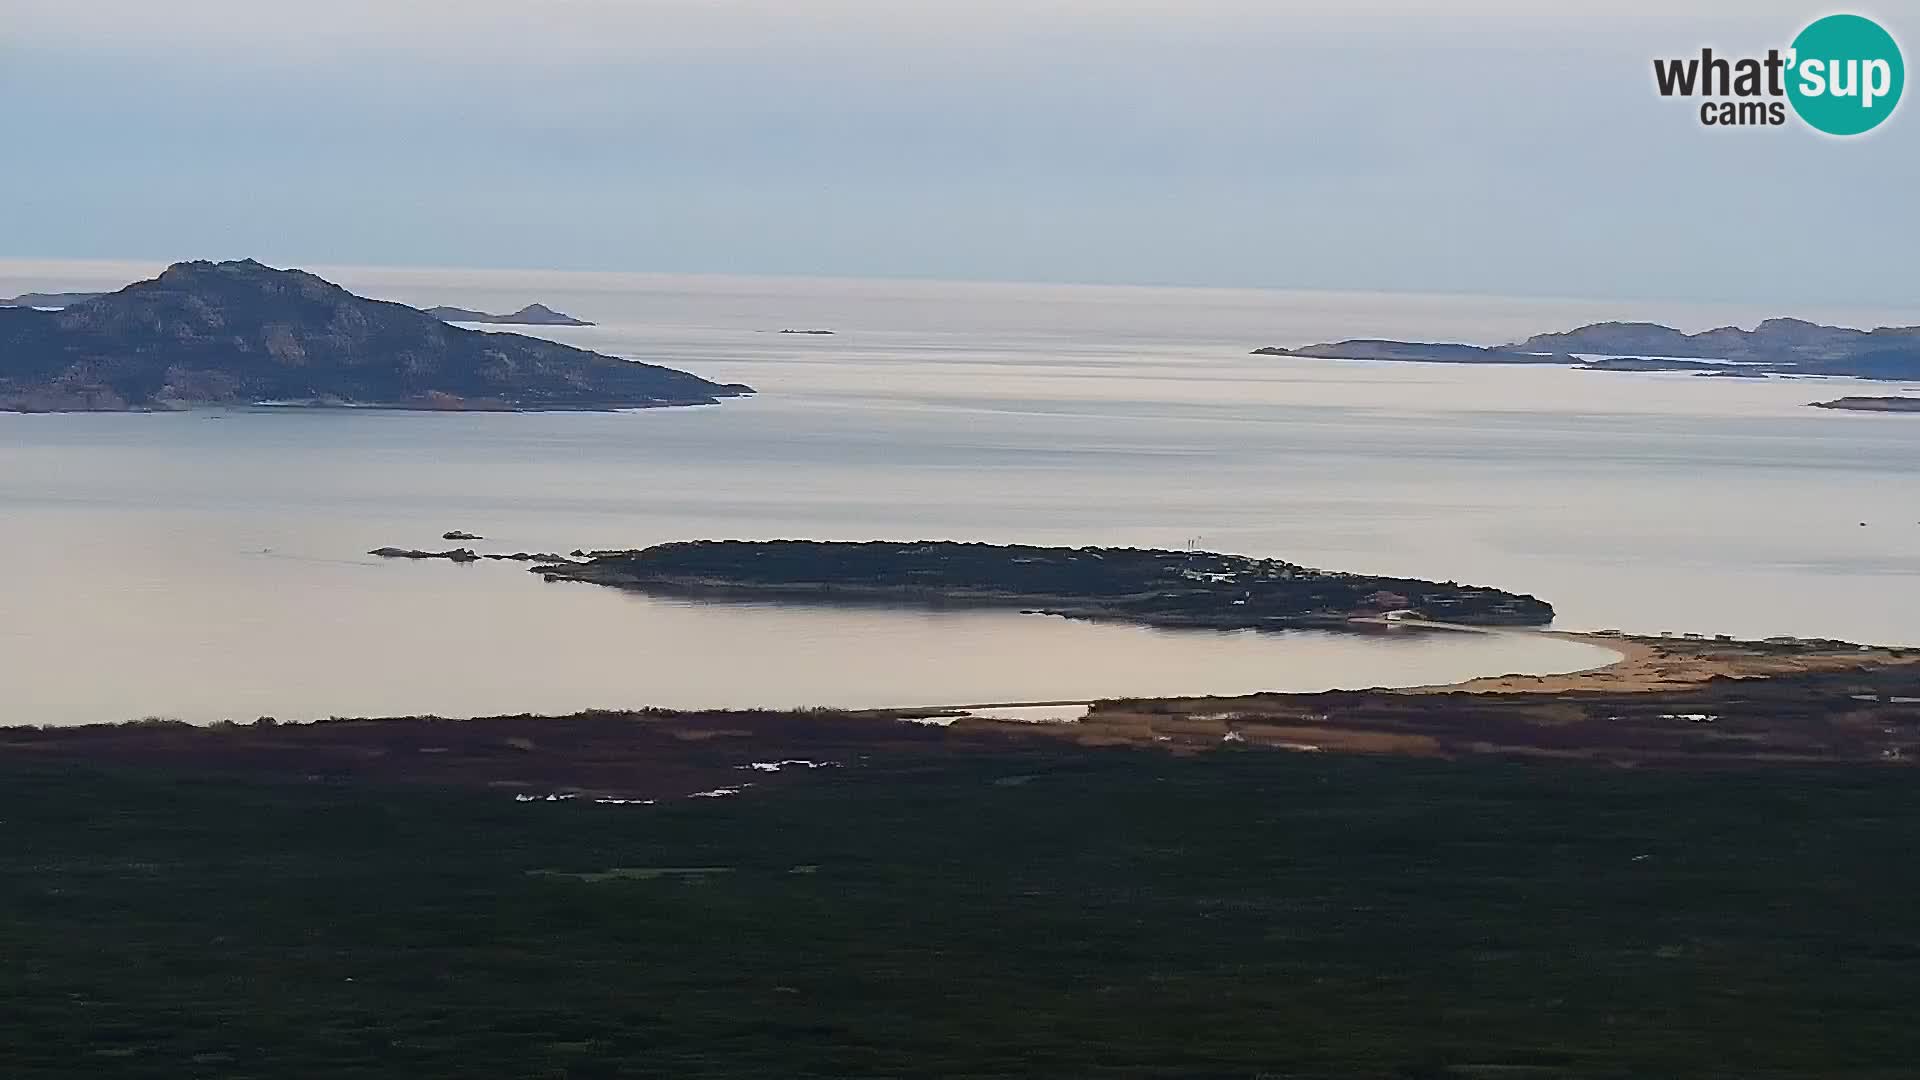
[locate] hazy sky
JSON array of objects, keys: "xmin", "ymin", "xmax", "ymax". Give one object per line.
[{"xmin": 2, "ymin": 0, "xmax": 1912, "ymax": 304}]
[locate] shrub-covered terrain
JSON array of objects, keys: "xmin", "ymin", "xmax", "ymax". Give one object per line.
[{"xmin": 4, "ymin": 750, "xmax": 1916, "ymax": 1078}]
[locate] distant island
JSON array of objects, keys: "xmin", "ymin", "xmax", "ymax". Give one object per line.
[
  {"xmin": 508, "ymin": 539, "xmax": 1556, "ymax": 628},
  {"xmin": 779, "ymin": 329, "xmax": 835, "ymax": 335},
  {"xmin": 0, "ymin": 291, "xmax": 107, "ymax": 309},
  {"xmin": 1810, "ymin": 396, "xmax": 1920, "ymax": 413},
  {"xmin": 1254, "ymin": 340, "xmax": 1576, "ymax": 366},
  {"xmin": 424, "ymin": 303, "xmax": 593, "ymax": 327},
  {"xmin": 1258, "ymin": 317, "xmax": 1920, "ymax": 381},
  {"xmin": 2, "ymin": 289, "xmax": 594, "ymax": 327},
  {"xmin": 0, "ymin": 259, "xmax": 750, "ymax": 412}
]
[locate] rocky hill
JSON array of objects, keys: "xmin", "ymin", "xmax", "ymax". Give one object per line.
[
  {"xmin": 1514, "ymin": 318, "xmax": 1920, "ymax": 364},
  {"xmin": 0, "ymin": 260, "xmax": 746, "ymax": 411}
]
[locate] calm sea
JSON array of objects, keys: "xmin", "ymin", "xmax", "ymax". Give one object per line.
[{"xmin": 2, "ymin": 260, "xmax": 1916, "ymax": 725}]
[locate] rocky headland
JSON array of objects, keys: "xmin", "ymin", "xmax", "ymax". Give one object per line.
[
  {"xmin": 1809, "ymin": 396, "xmax": 1920, "ymax": 413},
  {"xmin": 0, "ymin": 260, "xmax": 748, "ymax": 412}
]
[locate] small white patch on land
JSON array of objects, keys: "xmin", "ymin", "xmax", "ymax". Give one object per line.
[
  {"xmin": 741, "ymin": 760, "xmax": 838, "ymax": 773},
  {"xmin": 966, "ymin": 704, "xmax": 1089, "ymax": 723}
]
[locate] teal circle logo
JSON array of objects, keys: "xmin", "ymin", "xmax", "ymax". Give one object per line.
[{"xmin": 1788, "ymin": 14, "xmax": 1904, "ymax": 135}]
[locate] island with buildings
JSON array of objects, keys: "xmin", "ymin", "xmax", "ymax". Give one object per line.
[{"xmin": 512, "ymin": 539, "xmax": 1556, "ymax": 628}]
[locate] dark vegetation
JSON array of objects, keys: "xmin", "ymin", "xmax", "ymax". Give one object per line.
[
  {"xmin": 0, "ymin": 260, "xmax": 747, "ymax": 411},
  {"xmin": 534, "ymin": 539, "xmax": 1556, "ymax": 627},
  {"xmin": 1074, "ymin": 662, "xmax": 1920, "ymax": 764},
  {"xmin": 3, "ymin": 751, "xmax": 1919, "ymax": 1078}
]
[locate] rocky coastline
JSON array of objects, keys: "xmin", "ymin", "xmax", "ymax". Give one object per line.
[{"xmin": 1258, "ymin": 317, "xmax": 1920, "ymax": 381}]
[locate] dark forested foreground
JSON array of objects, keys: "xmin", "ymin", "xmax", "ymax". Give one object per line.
[{"xmin": 4, "ymin": 752, "xmax": 1918, "ymax": 1079}]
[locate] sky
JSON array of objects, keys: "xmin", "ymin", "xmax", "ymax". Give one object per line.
[{"xmin": 1, "ymin": 0, "xmax": 1914, "ymax": 305}]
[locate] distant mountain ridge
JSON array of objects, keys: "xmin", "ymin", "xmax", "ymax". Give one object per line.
[
  {"xmin": 1514, "ymin": 318, "xmax": 1920, "ymax": 363},
  {"xmin": 424, "ymin": 303, "xmax": 593, "ymax": 326},
  {"xmin": 0, "ymin": 259, "xmax": 749, "ymax": 412},
  {"xmin": 0, "ymin": 291, "xmax": 107, "ymax": 309},
  {"xmin": 1257, "ymin": 317, "xmax": 1920, "ymax": 381}
]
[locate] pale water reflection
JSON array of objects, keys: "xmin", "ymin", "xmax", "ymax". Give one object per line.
[{"xmin": 0, "ymin": 266, "xmax": 1915, "ymax": 726}]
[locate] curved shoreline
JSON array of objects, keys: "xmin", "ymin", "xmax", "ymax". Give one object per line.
[{"xmin": 10, "ymin": 538, "xmax": 1914, "ymax": 781}]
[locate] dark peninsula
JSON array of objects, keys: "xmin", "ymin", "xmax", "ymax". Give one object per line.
[
  {"xmin": 524, "ymin": 539, "xmax": 1555, "ymax": 627},
  {"xmin": 0, "ymin": 260, "xmax": 748, "ymax": 412},
  {"xmin": 424, "ymin": 303, "xmax": 594, "ymax": 326},
  {"xmin": 1259, "ymin": 317, "xmax": 1920, "ymax": 381},
  {"xmin": 1810, "ymin": 396, "xmax": 1920, "ymax": 413}
]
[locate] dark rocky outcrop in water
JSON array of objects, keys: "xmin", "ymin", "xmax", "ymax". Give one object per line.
[
  {"xmin": 372, "ymin": 545, "xmax": 576, "ymax": 563},
  {"xmin": 0, "ymin": 259, "xmax": 749, "ymax": 412},
  {"xmin": 1809, "ymin": 396, "xmax": 1920, "ymax": 413},
  {"xmin": 1259, "ymin": 317, "xmax": 1920, "ymax": 381},
  {"xmin": 526, "ymin": 539, "xmax": 1556, "ymax": 628},
  {"xmin": 424, "ymin": 303, "xmax": 594, "ymax": 327},
  {"xmin": 442, "ymin": 531, "xmax": 484, "ymax": 541},
  {"xmin": 370, "ymin": 547, "xmax": 482, "ymax": 562}
]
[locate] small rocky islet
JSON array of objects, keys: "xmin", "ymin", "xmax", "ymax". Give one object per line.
[
  {"xmin": 370, "ymin": 547, "xmax": 571, "ymax": 563},
  {"xmin": 422, "ymin": 303, "xmax": 593, "ymax": 326}
]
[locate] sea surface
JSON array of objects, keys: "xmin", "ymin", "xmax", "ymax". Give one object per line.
[{"xmin": 3, "ymin": 260, "xmax": 1917, "ymax": 726}]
